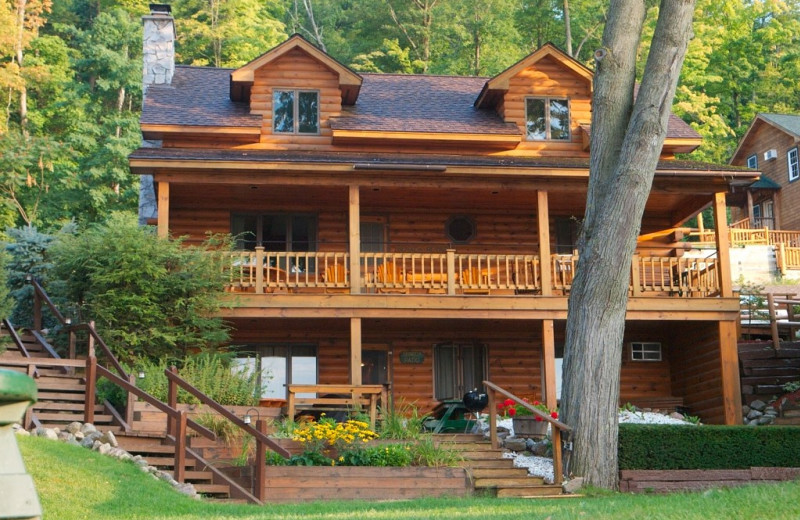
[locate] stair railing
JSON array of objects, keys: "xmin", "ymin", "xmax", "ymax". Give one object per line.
[
  {"xmin": 482, "ymin": 380, "xmax": 572, "ymax": 486},
  {"xmin": 166, "ymin": 366, "xmax": 291, "ymax": 502},
  {"xmin": 2, "ymin": 319, "xmax": 38, "ymax": 378}
]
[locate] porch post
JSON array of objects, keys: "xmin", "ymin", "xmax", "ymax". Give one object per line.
[
  {"xmin": 157, "ymin": 181, "xmax": 170, "ymax": 238},
  {"xmin": 350, "ymin": 317, "xmax": 362, "ymax": 385},
  {"xmin": 746, "ymin": 191, "xmax": 755, "ymax": 226},
  {"xmin": 537, "ymin": 191, "xmax": 552, "ymax": 296},
  {"xmin": 349, "ymin": 185, "xmax": 362, "ymax": 294},
  {"xmin": 713, "ymin": 192, "xmax": 733, "ymax": 297},
  {"xmin": 541, "ymin": 320, "xmax": 557, "ymax": 409},
  {"xmin": 719, "ymin": 320, "xmax": 743, "ymax": 424},
  {"xmin": 773, "ymin": 194, "xmax": 782, "ymax": 229}
]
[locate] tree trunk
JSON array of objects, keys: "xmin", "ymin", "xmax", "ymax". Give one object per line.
[
  {"xmin": 563, "ymin": 0, "xmax": 573, "ymax": 56},
  {"xmin": 561, "ymin": 0, "xmax": 696, "ymax": 489},
  {"xmin": 15, "ymin": 0, "xmax": 28, "ymax": 135}
]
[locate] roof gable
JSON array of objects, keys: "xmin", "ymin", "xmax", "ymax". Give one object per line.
[
  {"xmin": 730, "ymin": 113, "xmax": 800, "ymax": 164},
  {"xmin": 475, "ymin": 43, "xmax": 593, "ymax": 109},
  {"xmin": 229, "ymin": 34, "xmax": 362, "ymax": 104}
]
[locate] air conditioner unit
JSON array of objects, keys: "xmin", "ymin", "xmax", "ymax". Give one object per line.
[{"xmin": 764, "ymin": 149, "xmax": 778, "ymax": 161}]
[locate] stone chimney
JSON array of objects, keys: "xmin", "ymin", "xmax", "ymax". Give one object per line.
[
  {"xmin": 142, "ymin": 4, "xmax": 175, "ymax": 94},
  {"xmin": 139, "ymin": 4, "xmax": 175, "ymax": 225}
]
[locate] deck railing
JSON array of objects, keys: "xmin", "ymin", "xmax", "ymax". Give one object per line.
[
  {"xmin": 777, "ymin": 243, "xmax": 800, "ymax": 274},
  {"xmin": 224, "ymin": 250, "xmax": 721, "ymax": 298},
  {"xmin": 691, "ymin": 226, "xmax": 800, "ymax": 247}
]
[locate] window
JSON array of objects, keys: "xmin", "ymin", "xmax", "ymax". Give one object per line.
[
  {"xmin": 446, "ymin": 215, "xmax": 476, "ymax": 244},
  {"xmin": 232, "ymin": 213, "xmax": 317, "ymax": 271},
  {"xmin": 788, "ymin": 147, "xmax": 799, "ymax": 182},
  {"xmin": 525, "ymin": 98, "xmax": 570, "ymax": 141},
  {"xmin": 630, "ymin": 342, "xmax": 662, "ymax": 362},
  {"xmin": 555, "ymin": 216, "xmax": 580, "ymax": 254},
  {"xmin": 236, "ymin": 344, "xmax": 317, "ymax": 399},
  {"xmin": 747, "ymin": 154, "xmax": 758, "ymax": 169},
  {"xmin": 433, "ymin": 343, "xmax": 486, "ymax": 401},
  {"xmin": 273, "ymin": 90, "xmax": 319, "ymax": 134}
]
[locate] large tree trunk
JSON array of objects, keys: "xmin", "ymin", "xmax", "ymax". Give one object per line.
[{"xmin": 561, "ymin": 0, "xmax": 696, "ymax": 489}]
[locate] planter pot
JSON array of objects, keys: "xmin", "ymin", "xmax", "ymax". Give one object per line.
[{"xmin": 512, "ymin": 416, "xmax": 548, "ymax": 439}]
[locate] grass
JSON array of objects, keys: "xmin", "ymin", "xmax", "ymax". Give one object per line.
[{"xmin": 19, "ymin": 435, "xmax": 800, "ymax": 520}]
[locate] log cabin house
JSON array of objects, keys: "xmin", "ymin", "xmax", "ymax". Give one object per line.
[{"xmin": 130, "ymin": 6, "xmax": 759, "ymax": 426}]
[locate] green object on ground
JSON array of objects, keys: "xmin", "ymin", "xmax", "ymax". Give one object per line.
[
  {"xmin": 0, "ymin": 368, "xmax": 42, "ymax": 519},
  {"xmin": 423, "ymin": 400, "xmax": 476, "ymax": 433}
]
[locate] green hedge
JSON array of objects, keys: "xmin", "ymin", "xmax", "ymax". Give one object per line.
[{"xmin": 618, "ymin": 424, "xmax": 800, "ymax": 470}]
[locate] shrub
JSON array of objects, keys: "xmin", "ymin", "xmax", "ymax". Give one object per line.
[
  {"xmin": 133, "ymin": 352, "xmax": 261, "ymax": 406},
  {"xmin": 408, "ymin": 436, "xmax": 462, "ymax": 467},
  {"xmin": 378, "ymin": 399, "xmax": 428, "ymax": 440},
  {"xmin": 618, "ymin": 424, "xmax": 800, "ymax": 470}
]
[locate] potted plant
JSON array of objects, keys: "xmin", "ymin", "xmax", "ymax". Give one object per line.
[{"xmin": 509, "ymin": 399, "xmax": 558, "ymax": 439}]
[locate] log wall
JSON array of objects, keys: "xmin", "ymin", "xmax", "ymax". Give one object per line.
[
  {"xmin": 739, "ymin": 341, "xmax": 800, "ymax": 406},
  {"xmin": 669, "ymin": 321, "xmax": 725, "ymax": 424}
]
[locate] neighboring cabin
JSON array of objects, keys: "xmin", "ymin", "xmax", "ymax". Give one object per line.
[
  {"xmin": 130, "ymin": 5, "xmax": 759, "ymax": 425},
  {"xmin": 730, "ymin": 113, "xmax": 800, "ymax": 231}
]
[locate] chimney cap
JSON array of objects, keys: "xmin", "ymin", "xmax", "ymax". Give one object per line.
[{"xmin": 149, "ymin": 3, "xmax": 172, "ymax": 15}]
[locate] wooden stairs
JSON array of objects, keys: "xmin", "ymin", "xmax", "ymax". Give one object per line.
[{"xmin": 438, "ymin": 434, "xmax": 565, "ymax": 498}]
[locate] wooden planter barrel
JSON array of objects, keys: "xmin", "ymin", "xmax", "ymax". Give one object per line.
[{"xmin": 512, "ymin": 416, "xmax": 548, "ymax": 438}]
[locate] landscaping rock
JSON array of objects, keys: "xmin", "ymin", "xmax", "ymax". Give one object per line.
[
  {"xmin": 669, "ymin": 412, "xmax": 685, "ymax": 421},
  {"xmin": 80, "ymin": 437, "xmax": 96, "ymax": 448},
  {"xmin": 757, "ymin": 416, "xmax": 774, "ymax": 425},
  {"xmin": 80, "ymin": 423, "xmax": 98, "ymax": 435},
  {"xmin": 503, "ymin": 437, "xmax": 527, "ymax": 451},
  {"xmin": 36, "ymin": 427, "xmax": 58, "ymax": 441},
  {"xmin": 749, "ymin": 400, "xmax": 767, "ymax": 412},
  {"xmin": 742, "ymin": 405, "xmax": 751, "ymax": 416},
  {"xmin": 15, "ymin": 427, "xmax": 30, "ymax": 436},
  {"xmin": 66, "ymin": 421, "xmax": 82, "ymax": 434},
  {"xmin": 100, "ymin": 430, "xmax": 118, "ymax": 448},
  {"xmin": 747, "ymin": 409, "xmax": 763, "ymax": 420},
  {"xmin": 563, "ymin": 476, "xmax": 584, "ymax": 494},
  {"xmin": 529, "ymin": 440, "xmax": 550, "ymax": 457}
]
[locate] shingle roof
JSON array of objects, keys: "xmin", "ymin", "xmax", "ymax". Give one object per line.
[
  {"xmin": 142, "ymin": 66, "xmax": 260, "ymax": 127},
  {"xmin": 329, "ymin": 74, "xmax": 520, "ymax": 135},
  {"xmin": 129, "ymin": 146, "xmax": 748, "ymax": 173},
  {"xmin": 759, "ymin": 113, "xmax": 800, "ymax": 137},
  {"xmin": 140, "ymin": 66, "xmax": 700, "ymax": 140}
]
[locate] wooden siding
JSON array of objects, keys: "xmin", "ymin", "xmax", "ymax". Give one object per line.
[
  {"xmin": 732, "ymin": 120, "xmax": 800, "ymax": 229},
  {"xmin": 252, "ymin": 48, "xmax": 340, "ymax": 149},
  {"xmin": 669, "ymin": 321, "xmax": 725, "ymax": 424},
  {"xmin": 500, "ymin": 55, "xmax": 592, "ymax": 158},
  {"xmin": 619, "ymin": 324, "xmax": 674, "ymax": 403}
]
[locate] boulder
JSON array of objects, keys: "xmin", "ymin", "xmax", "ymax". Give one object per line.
[
  {"xmin": 100, "ymin": 430, "xmax": 118, "ymax": 448},
  {"xmin": 66, "ymin": 422, "xmax": 82, "ymax": 434},
  {"xmin": 80, "ymin": 423, "xmax": 98, "ymax": 435},
  {"xmin": 749, "ymin": 400, "xmax": 767, "ymax": 412},
  {"xmin": 746, "ymin": 409, "xmax": 763, "ymax": 420},
  {"xmin": 503, "ymin": 437, "xmax": 527, "ymax": 451},
  {"xmin": 563, "ymin": 477, "xmax": 584, "ymax": 494}
]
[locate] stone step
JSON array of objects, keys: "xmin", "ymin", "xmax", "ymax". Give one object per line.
[
  {"xmin": 474, "ymin": 477, "xmax": 546, "ymax": 488},
  {"xmin": 496, "ymin": 485, "xmax": 563, "ymax": 498}
]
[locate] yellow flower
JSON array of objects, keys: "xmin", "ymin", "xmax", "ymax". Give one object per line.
[{"xmin": 338, "ymin": 456, "xmax": 344, "ymax": 462}]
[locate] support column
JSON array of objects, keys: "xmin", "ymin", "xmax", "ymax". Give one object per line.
[
  {"xmin": 719, "ymin": 320, "xmax": 742, "ymax": 425},
  {"xmin": 541, "ymin": 320, "xmax": 557, "ymax": 409},
  {"xmin": 537, "ymin": 191, "xmax": 552, "ymax": 296},
  {"xmin": 350, "ymin": 318, "xmax": 362, "ymax": 386},
  {"xmin": 157, "ymin": 181, "xmax": 170, "ymax": 238},
  {"xmin": 713, "ymin": 192, "xmax": 733, "ymax": 297},
  {"xmin": 349, "ymin": 185, "xmax": 362, "ymax": 294},
  {"xmin": 746, "ymin": 191, "xmax": 755, "ymax": 226}
]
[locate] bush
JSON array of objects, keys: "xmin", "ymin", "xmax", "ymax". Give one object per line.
[
  {"xmin": 378, "ymin": 399, "xmax": 428, "ymax": 440},
  {"xmin": 133, "ymin": 352, "xmax": 261, "ymax": 406},
  {"xmin": 48, "ymin": 213, "xmax": 231, "ymax": 363},
  {"xmin": 618, "ymin": 424, "xmax": 800, "ymax": 470}
]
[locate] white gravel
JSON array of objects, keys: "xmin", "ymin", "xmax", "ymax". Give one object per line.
[{"xmin": 501, "ymin": 411, "xmax": 696, "ymax": 484}]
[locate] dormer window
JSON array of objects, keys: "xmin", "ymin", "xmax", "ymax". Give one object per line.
[
  {"xmin": 273, "ymin": 90, "xmax": 319, "ymax": 134},
  {"xmin": 525, "ymin": 97, "xmax": 570, "ymax": 141}
]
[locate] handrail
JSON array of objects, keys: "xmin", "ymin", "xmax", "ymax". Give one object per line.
[
  {"xmin": 483, "ymin": 380, "xmax": 571, "ymax": 486},
  {"xmin": 67, "ymin": 322, "xmax": 128, "ymax": 380},
  {"xmin": 164, "ymin": 367, "xmax": 291, "ymax": 457},
  {"xmin": 96, "ymin": 365, "xmax": 217, "ymax": 442},
  {"xmin": 2, "ymin": 319, "xmax": 39, "ymax": 379},
  {"xmin": 29, "ymin": 330, "xmax": 63, "ymax": 360},
  {"xmin": 766, "ymin": 293, "xmax": 800, "ymax": 350},
  {"xmin": 27, "ymin": 276, "xmax": 69, "ymax": 325}
]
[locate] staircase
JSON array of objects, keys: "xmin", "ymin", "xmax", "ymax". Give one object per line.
[
  {"xmin": 439, "ymin": 434, "xmax": 565, "ymax": 498},
  {"xmin": 0, "ymin": 323, "xmax": 118, "ymax": 432}
]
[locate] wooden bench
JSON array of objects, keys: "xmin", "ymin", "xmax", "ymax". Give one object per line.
[{"xmin": 286, "ymin": 384, "xmax": 388, "ymax": 429}]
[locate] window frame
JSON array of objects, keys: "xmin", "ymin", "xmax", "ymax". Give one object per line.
[
  {"xmin": 235, "ymin": 344, "xmax": 318, "ymax": 400},
  {"xmin": 788, "ymin": 147, "xmax": 799, "ymax": 182},
  {"xmin": 272, "ymin": 88, "xmax": 320, "ymax": 135},
  {"xmin": 747, "ymin": 154, "xmax": 758, "ymax": 169},
  {"xmin": 524, "ymin": 97, "xmax": 571, "ymax": 141},
  {"xmin": 630, "ymin": 342, "xmax": 662, "ymax": 362},
  {"xmin": 231, "ymin": 212, "xmax": 318, "ymax": 252}
]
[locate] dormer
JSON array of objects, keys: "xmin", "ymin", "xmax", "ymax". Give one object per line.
[{"xmin": 230, "ymin": 34, "xmax": 362, "ymax": 144}]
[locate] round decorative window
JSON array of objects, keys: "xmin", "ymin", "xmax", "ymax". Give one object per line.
[{"xmin": 446, "ymin": 215, "xmax": 476, "ymax": 244}]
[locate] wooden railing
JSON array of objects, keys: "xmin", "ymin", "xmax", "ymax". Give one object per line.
[
  {"xmin": 691, "ymin": 227, "xmax": 800, "ymax": 247},
  {"xmin": 224, "ymin": 250, "xmax": 723, "ymax": 298},
  {"xmin": 777, "ymin": 243, "xmax": 800, "ymax": 274},
  {"xmin": 285, "ymin": 384, "xmax": 389, "ymax": 429},
  {"xmin": 766, "ymin": 293, "xmax": 800, "ymax": 349},
  {"xmin": 483, "ymin": 381, "xmax": 571, "ymax": 486}
]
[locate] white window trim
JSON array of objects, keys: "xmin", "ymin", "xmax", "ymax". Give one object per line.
[
  {"xmin": 525, "ymin": 97, "xmax": 571, "ymax": 141},
  {"xmin": 747, "ymin": 154, "xmax": 758, "ymax": 169},
  {"xmin": 272, "ymin": 89, "xmax": 320, "ymax": 135},
  {"xmin": 788, "ymin": 147, "xmax": 799, "ymax": 182},
  {"xmin": 630, "ymin": 342, "xmax": 662, "ymax": 362}
]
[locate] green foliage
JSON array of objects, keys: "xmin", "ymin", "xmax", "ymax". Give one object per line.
[
  {"xmin": 48, "ymin": 213, "xmax": 231, "ymax": 362},
  {"xmin": 339, "ymin": 443, "xmax": 413, "ymax": 467},
  {"xmin": 377, "ymin": 399, "xmax": 429, "ymax": 440},
  {"xmin": 618, "ymin": 424, "xmax": 800, "ymax": 470},
  {"xmin": 0, "ymin": 251, "xmax": 12, "ymax": 320},
  {"xmin": 193, "ymin": 412, "xmax": 244, "ymax": 444},
  {"xmin": 408, "ymin": 436, "xmax": 462, "ymax": 467},
  {"xmin": 782, "ymin": 380, "xmax": 800, "ymax": 393},
  {"xmin": 133, "ymin": 352, "xmax": 260, "ymax": 406}
]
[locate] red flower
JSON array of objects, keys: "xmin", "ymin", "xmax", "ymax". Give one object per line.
[
  {"xmin": 503, "ymin": 399, "xmax": 515, "ymax": 407},
  {"xmin": 551, "ymin": 411, "xmax": 559, "ymax": 419},
  {"xmin": 508, "ymin": 408, "xmax": 517, "ymax": 416},
  {"xmin": 535, "ymin": 416, "xmax": 543, "ymax": 422}
]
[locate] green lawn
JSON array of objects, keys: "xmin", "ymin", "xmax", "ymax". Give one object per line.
[{"xmin": 18, "ymin": 435, "xmax": 800, "ymax": 520}]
